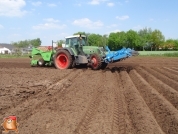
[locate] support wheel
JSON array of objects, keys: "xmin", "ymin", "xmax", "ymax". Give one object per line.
[
  {"xmin": 53, "ymin": 50, "xmax": 73, "ymax": 69},
  {"xmin": 90, "ymin": 54, "xmax": 102, "ymax": 70},
  {"xmin": 38, "ymin": 58, "xmax": 45, "ymax": 67}
]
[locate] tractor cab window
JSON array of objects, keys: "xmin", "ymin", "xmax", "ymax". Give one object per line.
[
  {"xmin": 66, "ymin": 39, "xmax": 69, "ymax": 44},
  {"xmin": 66, "ymin": 38, "xmax": 76, "ymax": 47},
  {"xmin": 66, "ymin": 37, "xmax": 86, "ymax": 47},
  {"xmin": 77, "ymin": 37, "xmax": 86, "ymax": 46}
]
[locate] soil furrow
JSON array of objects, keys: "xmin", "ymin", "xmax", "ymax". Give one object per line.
[
  {"xmin": 74, "ymin": 90, "xmax": 103, "ymax": 134},
  {"xmin": 162, "ymin": 67, "xmax": 178, "ymax": 76},
  {"xmin": 171, "ymin": 67, "xmax": 178, "ymax": 71},
  {"xmin": 130, "ymin": 69, "xmax": 178, "ymax": 134},
  {"xmin": 152, "ymin": 67, "xmax": 178, "ymax": 82},
  {"xmin": 141, "ymin": 66, "xmax": 178, "ymax": 91},
  {"xmin": 120, "ymin": 71, "xmax": 164, "ymax": 134},
  {"xmin": 135, "ymin": 67, "xmax": 178, "ymax": 109},
  {"xmin": 111, "ymin": 72, "xmax": 127, "ymax": 134},
  {"xmin": 74, "ymin": 71, "xmax": 108, "ymax": 134},
  {"xmin": 83, "ymin": 70, "xmax": 127, "ymax": 134}
]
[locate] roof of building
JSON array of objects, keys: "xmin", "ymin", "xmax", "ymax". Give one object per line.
[{"xmin": 0, "ymin": 43, "xmax": 15, "ymax": 49}]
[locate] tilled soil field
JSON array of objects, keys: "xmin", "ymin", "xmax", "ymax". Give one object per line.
[{"xmin": 0, "ymin": 57, "xmax": 178, "ymax": 134}]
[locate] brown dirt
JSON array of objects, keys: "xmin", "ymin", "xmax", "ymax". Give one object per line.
[{"xmin": 0, "ymin": 57, "xmax": 178, "ymax": 134}]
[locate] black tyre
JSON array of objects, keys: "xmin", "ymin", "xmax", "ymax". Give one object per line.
[
  {"xmin": 90, "ymin": 54, "xmax": 102, "ymax": 70},
  {"xmin": 53, "ymin": 50, "xmax": 73, "ymax": 69},
  {"xmin": 38, "ymin": 58, "xmax": 45, "ymax": 67}
]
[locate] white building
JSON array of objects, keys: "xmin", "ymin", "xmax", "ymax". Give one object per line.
[{"xmin": 0, "ymin": 47, "xmax": 11, "ymax": 54}]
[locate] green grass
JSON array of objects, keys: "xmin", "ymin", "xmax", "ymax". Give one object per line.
[
  {"xmin": 138, "ymin": 51, "xmax": 178, "ymax": 57},
  {"xmin": 162, "ymin": 52, "xmax": 178, "ymax": 57}
]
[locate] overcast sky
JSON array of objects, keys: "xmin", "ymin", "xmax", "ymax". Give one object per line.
[{"xmin": 0, "ymin": 0, "xmax": 177, "ymax": 45}]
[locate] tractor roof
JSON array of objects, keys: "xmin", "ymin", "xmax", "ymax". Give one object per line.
[{"xmin": 65, "ymin": 35, "xmax": 86, "ymax": 39}]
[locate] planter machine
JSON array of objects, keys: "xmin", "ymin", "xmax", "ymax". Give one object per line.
[{"xmin": 29, "ymin": 34, "xmax": 139, "ymax": 70}]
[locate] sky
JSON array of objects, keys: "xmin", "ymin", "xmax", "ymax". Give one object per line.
[{"xmin": 0, "ymin": 0, "xmax": 178, "ymax": 45}]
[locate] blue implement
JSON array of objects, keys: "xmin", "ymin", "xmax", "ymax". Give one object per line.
[{"xmin": 104, "ymin": 46, "xmax": 139, "ymax": 63}]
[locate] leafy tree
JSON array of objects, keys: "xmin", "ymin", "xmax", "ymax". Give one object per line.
[
  {"xmin": 102, "ymin": 34, "xmax": 109, "ymax": 46},
  {"xmin": 30, "ymin": 38, "xmax": 41, "ymax": 47},
  {"xmin": 163, "ymin": 39, "xmax": 178, "ymax": 50},
  {"xmin": 126, "ymin": 30, "xmax": 140, "ymax": 49},
  {"xmin": 138, "ymin": 27, "xmax": 152, "ymax": 50},
  {"xmin": 88, "ymin": 34, "xmax": 103, "ymax": 47},
  {"xmin": 108, "ymin": 32, "xmax": 119, "ymax": 50},
  {"xmin": 12, "ymin": 38, "xmax": 41, "ymax": 48},
  {"xmin": 174, "ymin": 39, "xmax": 178, "ymax": 50},
  {"xmin": 151, "ymin": 29, "xmax": 165, "ymax": 50},
  {"xmin": 117, "ymin": 31, "xmax": 127, "ymax": 48},
  {"xmin": 57, "ymin": 40, "xmax": 65, "ymax": 47}
]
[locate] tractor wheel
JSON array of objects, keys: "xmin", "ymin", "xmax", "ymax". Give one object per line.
[
  {"xmin": 53, "ymin": 50, "xmax": 73, "ymax": 69},
  {"xmin": 38, "ymin": 58, "xmax": 45, "ymax": 67},
  {"xmin": 101, "ymin": 62, "xmax": 108, "ymax": 70},
  {"xmin": 90, "ymin": 54, "xmax": 102, "ymax": 70}
]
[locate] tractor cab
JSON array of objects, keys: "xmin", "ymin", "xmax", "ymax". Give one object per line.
[
  {"xmin": 65, "ymin": 35, "xmax": 87, "ymax": 47},
  {"xmin": 65, "ymin": 35, "xmax": 87, "ymax": 55}
]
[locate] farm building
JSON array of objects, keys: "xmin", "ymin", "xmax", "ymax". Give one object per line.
[
  {"xmin": 0, "ymin": 43, "xmax": 15, "ymax": 54},
  {"xmin": 0, "ymin": 43, "xmax": 33, "ymax": 54},
  {"xmin": 0, "ymin": 47, "xmax": 11, "ymax": 54},
  {"xmin": 0, "ymin": 43, "xmax": 14, "ymax": 54}
]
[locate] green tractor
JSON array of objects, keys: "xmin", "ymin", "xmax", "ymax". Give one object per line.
[{"xmin": 29, "ymin": 34, "xmax": 139, "ymax": 70}]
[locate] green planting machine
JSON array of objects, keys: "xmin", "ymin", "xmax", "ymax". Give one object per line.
[{"xmin": 29, "ymin": 34, "xmax": 139, "ymax": 70}]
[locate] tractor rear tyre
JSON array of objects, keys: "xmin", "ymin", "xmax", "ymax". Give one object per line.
[
  {"xmin": 53, "ymin": 50, "xmax": 73, "ymax": 69},
  {"xmin": 38, "ymin": 58, "xmax": 45, "ymax": 67},
  {"xmin": 90, "ymin": 54, "xmax": 102, "ymax": 70}
]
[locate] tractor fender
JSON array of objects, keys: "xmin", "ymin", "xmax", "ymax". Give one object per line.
[{"xmin": 57, "ymin": 48, "xmax": 74, "ymax": 56}]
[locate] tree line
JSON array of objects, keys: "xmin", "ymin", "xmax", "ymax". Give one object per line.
[
  {"xmin": 70, "ymin": 28, "xmax": 178, "ymax": 51},
  {"xmin": 12, "ymin": 28, "xmax": 178, "ymax": 51},
  {"xmin": 12, "ymin": 38, "xmax": 42, "ymax": 48}
]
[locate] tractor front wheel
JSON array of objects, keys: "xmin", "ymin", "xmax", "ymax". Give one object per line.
[
  {"xmin": 54, "ymin": 50, "xmax": 73, "ymax": 69},
  {"xmin": 90, "ymin": 54, "xmax": 102, "ymax": 70}
]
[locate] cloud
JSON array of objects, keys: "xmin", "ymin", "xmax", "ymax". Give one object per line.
[
  {"xmin": 73, "ymin": 18, "xmax": 104, "ymax": 29},
  {"xmin": 0, "ymin": 0, "xmax": 27, "ymax": 17},
  {"xmin": 116, "ymin": 15, "xmax": 129, "ymax": 20},
  {"xmin": 0, "ymin": 24, "xmax": 4, "ymax": 29},
  {"xmin": 106, "ymin": 24, "xmax": 118, "ymax": 28},
  {"xmin": 33, "ymin": 18, "xmax": 66, "ymax": 30},
  {"xmin": 44, "ymin": 18, "xmax": 60, "ymax": 23},
  {"xmin": 107, "ymin": 2, "xmax": 114, "ymax": 7},
  {"xmin": 33, "ymin": 23, "xmax": 66, "ymax": 30},
  {"xmin": 47, "ymin": 3, "xmax": 57, "ymax": 7},
  {"xmin": 110, "ymin": 29, "xmax": 121, "ymax": 33},
  {"xmin": 88, "ymin": 0, "xmax": 108, "ymax": 5},
  {"xmin": 32, "ymin": 1, "xmax": 42, "ymax": 6},
  {"xmin": 133, "ymin": 25, "xmax": 142, "ymax": 30},
  {"xmin": 106, "ymin": 29, "xmax": 121, "ymax": 35}
]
